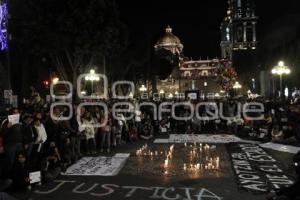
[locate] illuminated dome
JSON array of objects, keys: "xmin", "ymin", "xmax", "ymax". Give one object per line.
[{"xmin": 155, "ymin": 25, "xmax": 183, "ymax": 55}]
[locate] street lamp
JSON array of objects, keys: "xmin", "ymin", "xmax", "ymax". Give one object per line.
[
  {"xmin": 233, "ymin": 81, "xmax": 242, "ymax": 96},
  {"xmin": 251, "ymin": 78, "xmax": 256, "ymax": 91},
  {"xmin": 85, "ymin": 69, "xmax": 100, "ymax": 95},
  {"xmin": 271, "ymin": 61, "xmax": 291, "ymax": 97},
  {"xmin": 233, "ymin": 81, "xmax": 242, "ymax": 89},
  {"xmin": 139, "ymin": 85, "xmax": 147, "ymax": 92},
  {"xmin": 168, "ymin": 93, "xmax": 174, "ymax": 99},
  {"xmin": 52, "ymin": 77, "xmax": 59, "ymax": 85}
]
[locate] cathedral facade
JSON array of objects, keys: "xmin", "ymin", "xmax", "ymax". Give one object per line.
[
  {"xmin": 154, "ymin": 0, "xmax": 258, "ymax": 97},
  {"xmin": 154, "ymin": 26, "xmax": 235, "ymax": 98}
]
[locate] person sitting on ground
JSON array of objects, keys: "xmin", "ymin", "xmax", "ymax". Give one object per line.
[
  {"xmin": 43, "ymin": 142, "xmax": 62, "ymax": 182},
  {"xmin": 128, "ymin": 123, "xmax": 138, "ymax": 142},
  {"xmin": 159, "ymin": 117, "xmax": 170, "ymax": 134},
  {"xmin": 0, "ymin": 136, "xmax": 12, "ymax": 192},
  {"xmin": 140, "ymin": 119, "xmax": 153, "ymax": 140},
  {"xmin": 185, "ymin": 125, "xmax": 194, "ymax": 135},
  {"xmin": 60, "ymin": 138, "xmax": 72, "ymax": 167},
  {"xmin": 11, "ymin": 152, "xmax": 30, "ymax": 191}
]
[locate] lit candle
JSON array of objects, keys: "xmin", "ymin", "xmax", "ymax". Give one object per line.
[
  {"xmin": 183, "ymin": 163, "xmax": 187, "ymax": 171},
  {"xmin": 164, "ymin": 159, "xmax": 169, "ymax": 167},
  {"xmin": 216, "ymin": 157, "xmax": 220, "ymax": 169}
]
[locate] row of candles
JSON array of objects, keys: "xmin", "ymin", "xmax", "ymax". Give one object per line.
[
  {"xmin": 136, "ymin": 143, "xmax": 212, "ymax": 157},
  {"xmin": 183, "ymin": 156, "xmax": 220, "ymax": 171}
]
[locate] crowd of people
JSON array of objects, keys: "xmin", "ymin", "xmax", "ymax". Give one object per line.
[{"xmin": 0, "ymin": 90, "xmax": 299, "ymax": 197}]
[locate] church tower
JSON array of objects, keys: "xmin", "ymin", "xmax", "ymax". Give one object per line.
[{"xmin": 221, "ymin": 0, "xmax": 258, "ymax": 59}]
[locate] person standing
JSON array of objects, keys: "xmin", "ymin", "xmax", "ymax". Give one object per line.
[
  {"xmin": 81, "ymin": 111, "xmax": 97, "ymax": 155},
  {"xmin": 32, "ymin": 114, "xmax": 47, "ymax": 170},
  {"xmin": 22, "ymin": 114, "xmax": 36, "ymax": 159},
  {"xmin": 100, "ymin": 111, "xmax": 111, "ymax": 153},
  {"xmin": 2, "ymin": 108, "xmax": 23, "ymax": 172}
]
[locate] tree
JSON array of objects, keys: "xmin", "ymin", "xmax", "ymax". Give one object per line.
[{"xmin": 10, "ymin": 0, "xmax": 128, "ymax": 95}]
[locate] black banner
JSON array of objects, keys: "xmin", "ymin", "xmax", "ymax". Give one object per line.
[{"xmin": 229, "ymin": 143, "xmax": 294, "ymax": 193}]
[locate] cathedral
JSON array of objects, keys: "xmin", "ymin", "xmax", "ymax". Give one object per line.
[
  {"xmin": 154, "ymin": 0, "xmax": 258, "ymax": 98},
  {"xmin": 220, "ymin": 0, "xmax": 258, "ymax": 60}
]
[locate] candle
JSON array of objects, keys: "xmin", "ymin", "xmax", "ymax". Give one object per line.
[
  {"xmin": 216, "ymin": 157, "xmax": 220, "ymax": 169},
  {"xmin": 183, "ymin": 163, "xmax": 187, "ymax": 171},
  {"xmin": 164, "ymin": 159, "xmax": 169, "ymax": 167}
]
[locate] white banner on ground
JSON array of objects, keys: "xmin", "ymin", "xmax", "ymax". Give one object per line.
[
  {"xmin": 64, "ymin": 154, "xmax": 130, "ymax": 176},
  {"xmin": 260, "ymin": 142, "xmax": 300, "ymax": 154},
  {"xmin": 154, "ymin": 134, "xmax": 256, "ymax": 144}
]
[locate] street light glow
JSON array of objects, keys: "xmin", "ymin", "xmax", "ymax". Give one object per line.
[
  {"xmin": 52, "ymin": 77, "xmax": 59, "ymax": 84},
  {"xmin": 233, "ymin": 81, "xmax": 242, "ymax": 89},
  {"xmin": 271, "ymin": 61, "xmax": 291, "ymax": 97},
  {"xmin": 85, "ymin": 69, "xmax": 100, "ymax": 81},
  {"xmin": 139, "ymin": 85, "xmax": 147, "ymax": 92},
  {"xmin": 278, "ymin": 61, "xmax": 284, "ymax": 67},
  {"xmin": 271, "ymin": 61, "xmax": 291, "ymax": 75}
]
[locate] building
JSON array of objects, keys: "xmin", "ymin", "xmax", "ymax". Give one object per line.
[
  {"xmin": 220, "ymin": 0, "xmax": 258, "ymax": 60},
  {"xmin": 220, "ymin": 0, "xmax": 259, "ymax": 91},
  {"xmin": 154, "ymin": 26, "xmax": 236, "ymax": 97}
]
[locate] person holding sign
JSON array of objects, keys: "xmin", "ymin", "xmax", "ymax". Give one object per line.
[{"xmin": 2, "ymin": 108, "xmax": 23, "ymax": 172}]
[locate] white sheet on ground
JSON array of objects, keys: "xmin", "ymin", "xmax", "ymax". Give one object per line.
[
  {"xmin": 153, "ymin": 134, "xmax": 256, "ymax": 144},
  {"xmin": 64, "ymin": 153, "xmax": 130, "ymax": 176},
  {"xmin": 260, "ymin": 142, "xmax": 300, "ymax": 154}
]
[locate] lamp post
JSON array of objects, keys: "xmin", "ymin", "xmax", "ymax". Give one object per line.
[
  {"xmin": 139, "ymin": 85, "xmax": 147, "ymax": 92},
  {"xmin": 139, "ymin": 84, "xmax": 147, "ymax": 99},
  {"xmin": 85, "ymin": 69, "xmax": 100, "ymax": 95},
  {"xmin": 233, "ymin": 81, "xmax": 242, "ymax": 96},
  {"xmin": 159, "ymin": 89, "xmax": 165, "ymax": 99},
  {"xmin": 271, "ymin": 61, "xmax": 291, "ymax": 97}
]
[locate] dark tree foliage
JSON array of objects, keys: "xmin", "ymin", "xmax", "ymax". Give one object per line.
[
  {"xmin": 10, "ymin": 0, "xmax": 128, "ymax": 93},
  {"xmin": 154, "ymin": 48, "xmax": 180, "ymax": 80}
]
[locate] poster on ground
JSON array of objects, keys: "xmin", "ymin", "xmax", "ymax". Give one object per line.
[
  {"xmin": 154, "ymin": 134, "xmax": 244, "ymax": 144},
  {"xmin": 64, "ymin": 154, "xmax": 130, "ymax": 176},
  {"xmin": 229, "ymin": 143, "xmax": 294, "ymax": 193}
]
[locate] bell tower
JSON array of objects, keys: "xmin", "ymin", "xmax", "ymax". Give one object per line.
[{"xmin": 221, "ymin": 0, "xmax": 258, "ymax": 59}]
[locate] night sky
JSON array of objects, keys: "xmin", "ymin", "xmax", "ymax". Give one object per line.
[{"xmin": 116, "ymin": 0, "xmax": 300, "ymax": 59}]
